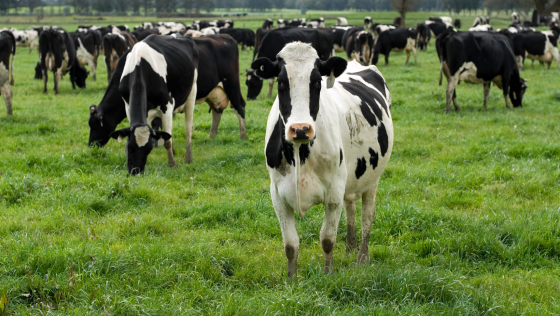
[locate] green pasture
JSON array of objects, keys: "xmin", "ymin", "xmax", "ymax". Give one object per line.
[{"xmin": 1, "ymin": 12, "xmax": 560, "ymax": 315}]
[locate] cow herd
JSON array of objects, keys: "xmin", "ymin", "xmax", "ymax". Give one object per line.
[{"xmin": 0, "ymin": 13, "xmax": 556, "ymax": 277}]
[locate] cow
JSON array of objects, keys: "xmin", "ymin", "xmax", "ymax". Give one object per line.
[
  {"xmin": 372, "ymin": 28, "xmax": 417, "ymax": 65},
  {"xmin": 192, "ymin": 20, "xmax": 211, "ymax": 30},
  {"xmin": 70, "ymin": 31, "xmax": 101, "ymax": 81},
  {"xmin": 454, "ymin": 19, "xmax": 461, "ymax": 29},
  {"xmin": 132, "ymin": 29, "xmax": 159, "ymax": 41},
  {"xmin": 437, "ymin": 31, "xmax": 527, "ymax": 112},
  {"xmin": 246, "ymin": 27, "xmax": 335, "ymax": 99},
  {"xmin": 472, "ymin": 16, "xmax": 490, "ymax": 27},
  {"xmin": 289, "ymin": 18, "xmax": 307, "ymax": 27},
  {"xmin": 364, "ymin": 16, "xmax": 372, "ymax": 30},
  {"xmin": 0, "ymin": 30, "xmax": 15, "ymax": 116},
  {"xmin": 39, "ymin": 28, "xmax": 89, "ymax": 94},
  {"xmin": 430, "ymin": 16, "xmax": 452, "ymax": 24},
  {"xmin": 201, "ymin": 27, "xmax": 220, "ymax": 36},
  {"xmin": 510, "ymin": 30, "xmax": 560, "ymax": 71},
  {"xmin": 185, "ymin": 30, "xmax": 203, "ymax": 38},
  {"xmin": 426, "ymin": 21, "xmax": 453, "ymax": 37},
  {"xmin": 263, "ymin": 18, "xmax": 274, "ymax": 30},
  {"xmin": 108, "ymin": 35, "xmax": 198, "ymax": 175},
  {"xmin": 337, "ymin": 17, "xmax": 348, "ymax": 26},
  {"xmin": 219, "ymin": 28, "xmax": 255, "ymax": 51},
  {"xmin": 12, "ymin": 29, "xmax": 39, "ymax": 53},
  {"xmin": 253, "ymin": 42, "xmax": 393, "ymax": 281},
  {"xmin": 277, "ymin": 19, "xmax": 287, "ymax": 28},
  {"xmin": 369, "ymin": 24, "xmax": 397, "ymax": 43},
  {"xmin": 332, "ymin": 26, "xmax": 353, "ymax": 52},
  {"xmin": 254, "ymin": 27, "xmax": 272, "ymax": 59},
  {"xmin": 512, "ymin": 12, "xmax": 520, "ymax": 24},
  {"xmin": 343, "ymin": 27, "xmax": 374, "ymax": 66},
  {"xmin": 416, "ymin": 23, "xmax": 431, "ymax": 51},
  {"xmin": 469, "ymin": 24, "xmax": 493, "ymax": 32},
  {"xmin": 89, "ymin": 34, "xmax": 247, "ymax": 149},
  {"xmin": 215, "ymin": 20, "xmax": 233, "ymax": 28},
  {"xmin": 308, "ymin": 18, "xmax": 325, "ymax": 28},
  {"xmin": 103, "ymin": 31, "xmax": 137, "ymax": 83}
]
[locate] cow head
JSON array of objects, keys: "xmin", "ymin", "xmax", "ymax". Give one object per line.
[
  {"xmin": 109, "ymin": 124, "xmax": 171, "ymax": 175},
  {"xmin": 246, "ymin": 69, "xmax": 263, "ymax": 100},
  {"xmin": 509, "ymin": 77, "xmax": 527, "ymax": 108},
  {"xmin": 252, "ymin": 42, "xmax": 346, "ymax": 143},
  {"xmin": 73, "ymin": 64, "xmax": 89, "ymax": 88},
  {"xmin": 354, "ymin": 32, "xmax": 374, "ymax": 66},
  {"xmin": 364, "ymin": 16, "xmax": 372, "ymax": 30},
  {"xmin": 88, "ymin": 105, "xmax": 112, "ymax": 147}
]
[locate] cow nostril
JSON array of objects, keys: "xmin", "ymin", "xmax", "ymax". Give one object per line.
[
  {"xmin": 301, "ymin": 126, "xmax": 309, "ymax": 132},
  {"xmin": 291, "ymin": 127, "xmax": 297, "ymax": 132}
]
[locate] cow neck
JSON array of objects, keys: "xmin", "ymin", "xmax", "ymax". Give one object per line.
[
  {"xmin": 127, "ymin": 70, "xmax": 149, "ymax": 126},
  {"xmin": 99, "ymin": 75, "xmax": 127, "ymax": 131}
]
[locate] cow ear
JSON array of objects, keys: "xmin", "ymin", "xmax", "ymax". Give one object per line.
[
  {"xmin": 251, "ymin": 58, "xmax": 279, "ymax": 79},
  {"xmin": 152, "ymin": 131, "xmax": 171, "ymax": 141},
  {"xmin": 89, "ymin": 105, "xmax": 97, "ymax": 114},
  {"xmin": 318, "ymin": 57, "xmax": 347, "ymax": 89},
  {"xmin": 110, "ymin": 127, "xmax": 131, "ymax": 143}
]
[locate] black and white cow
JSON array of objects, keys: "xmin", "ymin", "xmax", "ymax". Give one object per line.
[
  {"xmin": 200, "ymin": 27, "xmax": 220, "ymax": 36},
  {"xmin": 364, "ymin": 16, "xmax": 372, "ymax": 30},
  {"xmin": 510, "ymin": 30, "xmax": 560, "ymax": 71},
  {"xmin": 437, "ymin": 31, "xmax": 527, "ymax": 112},
  {"xmin": 71, "ymin": 31, "xmax": 101, "ymax": 81},
  {"xmin": 103, "ymin": 31, "xmax": 137, "ymax": 83},
  {"xmin": 12, "ymin": 29, "xmax": 39, "ymax": 52},
  {"xmin": 219, "ymin": 28, "xmax": 255, "ymax": 51},
  {"xmin": 89, "ymin": 34, "xmax": 247, "ymax": 148},
  {"xmin": 263, "ymin": 18, "xmax": 274, "ymax": 30},
  {"xmin": 429, "ymin": 16, "xmax": 452, "ymax": 24},
  {"xmin": 416, "ymin": 23, "xmax": 431, "ymax": 51},
  {"xmin": 332, "ymin": 26, "xmax": 353, "ymax": 52},
  {"xmin": 192, "ymin": 20, "xmax": 211, "ymax": 30},
  {"xmin": 108, "ymin": 35, "xmax": 198, "ymax": 175},
  {"xmin": 506, "ymin": 23, "xmax": 536, "ymax": 34},
  {"xmin": 215, "ymin": 20, "xmax": 233, "ymax": 28},
  {"xmin": 253, "ymin": 42, "xmax": 393, "ymax": 280},
  {"xmin": 39, "ymin": 28, "xmax": 89, "ymax": 94},
  {"xmin": 369, "ymin": 24, "xmax": 397, "ymax": 43},
  {"xmin": 372, "ymin": 28, "xmax": 417, "ymax": 65},
  {"xmin": 426, "ymin": 21, "xmax": 453, "ymax": 38},
  {"xmin": 469, "ymin": 24, "xmax": 493, "ymax": 32},
  {"xmin": 512, "ymin": 12, "xmax": 520, "ymax": 24},
  {"xmin": 289, "ymin": 18, "xmax": 307, "ymax": 27},
  {"xmin": 308, "ymin": 18, "xmax": 325, "ymax": 28},
  {"xmin": 337, "ymin": 17, "xmax": 348, "ymax": 26},
  {"xmin": 472, "ymin": 16, "xmax": 490, "ymax": 27},
  {"xmin": 343, "ymin": 27, "xmax": 374, "ymax": 66},
  {"xmin": 246, "ymin": 28, "xmax": 335, "ymax": 99},
  {"xmin": 0, "ymin": 30, "xmax": 15, "ymax": 116},
  {"xmin": 132, "ymin": 29, "xmax": 159, "ymax": 41},
  {"xmin": 277, "ymin": 19, "xmax": 287, "ymax": 28}
]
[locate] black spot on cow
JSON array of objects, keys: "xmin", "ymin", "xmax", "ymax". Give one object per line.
[
  {"xmin": 340, "ymin": 78, "xmax": 387, "ymax": 126},
  {"xmin": 349, "ymin": 69, "xmax": 387, "ymax": 99},
  {"xmin": 299, "ymin": 143, "xmax": 310, "ymax": 165},
  {"xmin": 265, "ymin": 117, "xmax": 295, "ymax": 170},
  {"xmin": 369, "ymin": 147, "xmax": 378, "ymax": 170},
  {"xmin": 340, "ymin": 149, "xmax": 343, "ymax": 166},
  {"xmin": 378, "ymin": 123, "xmax": 389, "ymax": 157},
  {"xmin": 355, "ymin": 157, "xmax": 367, "ymax": 179}
]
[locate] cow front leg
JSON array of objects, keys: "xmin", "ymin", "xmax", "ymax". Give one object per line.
[
  {"xmin": 344, "ymin": 200, "xmax": 358, "ymax": 253},
  {"xmin": 89, "ymin": 59, "xmax": 97, "ymax": 81},
  {"xmin": 483, "ymin": 82, "xmax": 490, "ymax": 108},
  {"xmin": 184, "ymin": 74, "xmax": 198, "ymax": 163},
  {"xmin": 267, "ymin": 79, "xmax": 274, "ymax": 98},
  {"xmin": 236, "ymin": 109, "xmax": 247, "ymax": 139},
  {"xmin": 384, "ymin": 53, "xmax": 389, "ymax": 66},
  {"xmin": 209, "ymin": 108, "xmax": 222, "ymax": 138},
  {"xmin": 54, "ymin": 69, "xmax": 61, "ymax": 95},
  {"xmin": 161, "ymin": 110, "xmax": 177, "ymax": 168},
  {"xmin": 42, "ymin": 69, "xmax": 48, "ymax": 94},
  {"xmin": 357, "ymin": 183, "xmax": 379, "ymax": 266},
  {"xmin": 271, "ymin": 185, "xmax": 299, "ymax": 283},
  {"xmin": 446, "ymin": 75, "xmax": 459, "ymax": 113},
  {"xmin": 412, "ymin": 47, "xmax": 417, "ymax": 63},
  {"xmin": 1, "ymin": 82, "xmax": 13, "ymax": 116},
  {"xmin": 504, "ymin": 94, "xmax": 512, "ymax": 109},
  {"xmin": 321, "ymin": 200, "xmax": 343, "ymax": 274}
]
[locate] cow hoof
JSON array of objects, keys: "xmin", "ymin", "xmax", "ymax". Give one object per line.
[
  {"xmin": 239, "ymin": 132, "xmax": 247, "ymax": 139},
  {"xmin": 356, "ymin": 252, "xmax": 369, "ymax": 266},
  {"xmin": 169, "ymin": 163, "xmax": 177, "ymax": 168}
]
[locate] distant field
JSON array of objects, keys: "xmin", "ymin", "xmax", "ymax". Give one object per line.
[{"xmin": 1, "ymin": 11, "xmax": 560, "ymax": 315}]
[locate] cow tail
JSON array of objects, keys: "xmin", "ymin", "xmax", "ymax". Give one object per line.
[
  {"xmin": 439, "ymin": 62, "xmax": 443, "ymax": 86},
  {"xmin": 5, "ymin": 31, "xmax": 16, "ymax": 85}
]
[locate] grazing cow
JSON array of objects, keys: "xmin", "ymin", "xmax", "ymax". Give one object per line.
[
  {"xmin": 343, "ymin": 27, "xmax": 374, "ymax": 66},
  {"xmin": 263, "ymin": 18, "xmax": 274, "ymax": 30},
  {"xmin": 0, "ymin": 30, "xmax": 15, "ymax": 116},
  {"xmin": 247, "ymin": 27, "xmax": 335, "ymax": 99},
  {"xmin": 472, "ymin": 16, "xmax": 490, "ymax": 27},
  {"xmin": 89, "ymin": 34, "xmax": 246, "ymax": 149},
  {"xmin": 512, "ymin": 12, "xmax": 520, "ymax": 24},
  {"xmin": 416, "ymin": 23, "xmax": 431, "ymax": 50},
  {"xmin": 103, "ymin": 31, "xmax": 137, "ymax": 83},
  {"xmin": 201, "ymin": 27, "xmax": 220, "ymax": 36},
  {"xmin": 39, "ymin": 28, "xmax": 89, "ymax": 94},
  {"xmin": 253, "ymin": 42, "xmax": 393, "ymax": 280},
  {"xmin": 219, "ymin": 28, "xmax": 255, "ymax": 51},
  {"xmin": 337, "ymin": 17, "xmax": 348, "ymax": 26},
  {"xmin": 454, "ymin": 19, "xmax": 461, "ymax": 29},
  {"xmin": 372, "ymin": 28, "xmax": 417, "ymax": 65},
  {"xmin": 437, "ymin": 31, "xmax": 527, "ymax": 112},
  {"xmin": 109, "ymin": 35, "xmax": 198, "ymax": 175},
  {"xmin": 71, "ymin": 31, "xmax": 101, "ymax": 81},
  {"xmin": 277, "ymin": 19, "xmax": 286, "ymax": 28},
  {"xmin": 393, "ymin": 17, "xmax": 402, "ymax": 27},
  {"xmin": 332, "ymin": 26, "xmax": 353, "ymax": 52},
  {"xmin": 469, "ymin": 25, "xmax": 493, "ymax": 32},
  {"xmin": 510, "ymin": 30, "xmax": 560, "ymax": 71},
  {"xmin": 132, "ymin": 29, "xmax": 159, "ymax": 41},
  {"xmin": 12, "ymin": 29, "xmax": 39, "ymax": 52},
  {"xmin": 289, "ymin": 18, "xmax": 307, "ymax": 27}
]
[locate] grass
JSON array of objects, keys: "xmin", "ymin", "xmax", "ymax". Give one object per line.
[{"xmin": 1, "ymin": 11, "xmax": 560, "ymax": 315}]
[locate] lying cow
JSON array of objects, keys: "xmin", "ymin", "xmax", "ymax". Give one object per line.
[
  {"xmin": 103, "ymin": 31, "xmax": 137, "ymax": 83},
  {"xmin": 108, "ymin": 35, "xmax": 198, "ymax": 175},
  {"xmin": 437, "ymin": 31, "xmax": 527, "ymax": 112},
  {"xmin": 372, "ymin": 28, "xmax": 417, "ymax": 65},
  {"xmin": 39, "ymin": 28, "xmax": 89, "ymax": 94},
  {"xmin": 253, "ymin": 42, "xmax": 393, "ymax": 280},
  {"xmin": 71, "ymin": 30, "xmax": 101, "ymax": 81},
  {"xmin": 0, "ymin": 30, "xmax": 15, "ymax": 115},
  {"xmin": 343, "ymin": 27, "xmax": 374, "ymax": 66}
]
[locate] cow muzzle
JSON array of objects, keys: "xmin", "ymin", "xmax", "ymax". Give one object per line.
[{"xmin": 287, "ymin": 123, "xmax": 314, "ymax": 143}]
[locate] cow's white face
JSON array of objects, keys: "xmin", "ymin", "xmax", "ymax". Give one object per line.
[{"xmin": 252, "ymin": 42, "xmax": 347, "ymax": 144}]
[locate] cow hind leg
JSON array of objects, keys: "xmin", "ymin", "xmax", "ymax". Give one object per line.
[
  {"xmin": 209, "ymin": 108, "xmax": 222, "ymax": 139},
  {"xmin": 321, "ymin": 200, "xmax": 343, "ymax": 274},
  {"xmin": 483, "ymin": 82, "xmax": 490, "ymax": 108},
  {"xmin": 1, "ymin": 82, "xmax": 13, "ymax": 116},
  {"xmin": 357, "ymin": 182, "xmax": 379, "ymax": 266},
  {"xmin": 42, "ymin": 69, "xmax": 48, "ymax": 94},
  {"xmin": 236, "ymin": 110, "xmax": 247, "ymax": 139},
  {"xmin": 184, "ymin": 73, "xmax": 198, "ymax": 163},
  {"xmin": 55, "ymin": 69, "xmax": 61, "ymax": 95},
  {"xmin": 405, "ymin": 50, "xmax": 410, "ymax": 64},
  {"xmin": 344, "ymin": 200, "xmax": 358, "ymax": 253},
  {"xmin": 446, "ymin": 75, "xmax": 459, "ymax": 113}
]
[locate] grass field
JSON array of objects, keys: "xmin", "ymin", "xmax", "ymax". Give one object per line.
[{"xmin": 1, "ymin": 12, "xmax": 560, "ymax": 315}]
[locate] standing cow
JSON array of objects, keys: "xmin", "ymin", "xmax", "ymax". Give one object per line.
[
  {"xmin": 372, "ymin": 28, "xmax": 417, "ymax": 65},
  {"xmin": 0, "ymin": 30, "xmax": 15, "ymax": 115},
  {"xmin": 253, "ymin": 42, "xmax": 393, "ymax": 280},
  {"xmin": 103, "ymin": 32, "xmax": 137, "ymax": 83},
  {"xmin": 343, "ymin": 27, "xmax": 374, "ymax": 66},
  {"xmin": 71, "ymin": 31, "xmax": 101, "ymax": 81},
  {"xmin": 39, "ymin": 28, "xmax": 89, "ymax": 94}
]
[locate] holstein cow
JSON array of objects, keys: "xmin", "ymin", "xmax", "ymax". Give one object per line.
[
  {"xmin": 262, "ymin": 18, "xmax": 274, "ymax": 30},
  {"xmin": 246, "ymin": 27, "xmax": 335, "ymax": 99},
  {"xmin": 364, "ymin": 16, "xmax": 373, "ymax": 30},
  {"xmin": 89, "ymin": 34, "xmax": 247, "ymax": 148},
  {"xmin": 108, "ymin": 35, "xmax": 198, "ymax": 175},
  {"xmin": 332, "ymin": 26, "xmax": 353, "ymax": 52},
  {"xmin": 437, "ymin": 31, "xmax": 527, "ymax": 112},
  {"xmin": 510, "ymin": 30, "xmax": 560, "ymax": 71},
  {"xmin": 215, "ymin": 20, "xmax": 233, "ymax": 28},
  {"xmin": 372, "ymin": 28, "xmax": 417, "ymax": 65},
  {"xmin": 39, "ymin": 28, "xmax": 89, "ymax": 94},
  {"xmin": 289, "ymin": 18, "xmax": 307, "ymax": 27},
  {"xmin": 201, "ymin": 27, "xmax": 220, "ymax": 36},
  {"xmin": 472, "ymin": 16, "xmax": 490, "ymax": 27},
  {"xmin": 219, "ymin": 28, "xmax": 255, "ymax": 51},
  {"xmin": 416, "ymin": 23, "xmax": 431, "ymax": 51},
  {"xmin": 343, "ymin": 27, "xmax": 374, "ymax": 66},
  {"xmin": 132, "ymin": 29, "xmax": 159, "ymax": 41},
  {"xmin": 253, "ymin": 42, "xmax": 393, "ymax": 280},
  {"xmin": 469, "ymin": 24, "xmax": 493, "ymax": 32},
  {"xmin": 0, "ymin": 30, "xmax": 15, "ymax": 116},
  {"xmin": 369, "ymin": 24, "xmax": 396, "ymax": 43},
  {"xmin": 71, "ymin": 31, "xmax": 101, "ymax": 81},
  {"xmin": 12, "ymin": 29, "xmax": 39, "ymax": 52},
  {"xmin": 512, "ymin": 12, "xmax": 520, "ymax": 24},
  {"xmin": 277, "ymin": 19, "xmax": 287, "ymax": 28},
  {"xmin": 103, "ymin": 31, "xmax": 137, "ymax": 83},
  {"xmin": 426, "ymin": 21, "xmax": 453, "ymax": 38},
  {"xmin": 308, "ymin": 18, "xmax": 325, "ymax": 28},
  {"xmin": 337, "ymin": 17, "xmax": 348, "ymax": 26},
  {"xmin": 253, "ymin": 27, "xmax": 272, "ymax": 59}
]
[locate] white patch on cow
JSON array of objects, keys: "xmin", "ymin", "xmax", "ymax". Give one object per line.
[
  {"xmin": 76, "ymin": 37, "xmax": 93, "ymax": 66},
  {"xmin": 247, "ymin": 75, "xmax": 252, "ymax": 80},
  {"xmin": 469, "ymin": 24, "xmax": 493, "ymax": 32},
  {"xmin": 121, "ymin": 42, "xmax": 168, "ymax": 82},
  {"xmin": 134, "ymin": 126, "xmax": 151, "ymax": 147}
]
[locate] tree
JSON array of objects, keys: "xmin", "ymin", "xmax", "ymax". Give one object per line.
[
  {"xmin": 28, "ymin": 0, "xmax": 41, "ymax": 13},
  {"xmin": 391, "ymin": 0, "xmax": 415, "ymax": 26}
]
